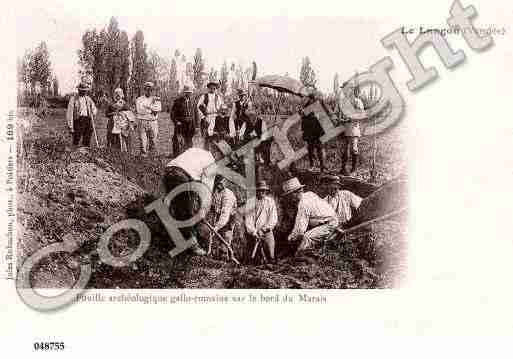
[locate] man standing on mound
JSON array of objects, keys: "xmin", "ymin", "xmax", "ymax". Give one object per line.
[
  {"xmin": 282, "ymin": 177, "xmax": 338, "ymax": 254},
  {"xmin": 136, "ymin": 81, "xmax": 161, "ymax": 157},
  {"xmin": 66, "ymin": 82, "xmax": 97, "ymax": 147}
]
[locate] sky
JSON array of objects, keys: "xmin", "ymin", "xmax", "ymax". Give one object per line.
[{"xmin": 15, "ymin": 6, "xmax": 390, "ymax": 94}]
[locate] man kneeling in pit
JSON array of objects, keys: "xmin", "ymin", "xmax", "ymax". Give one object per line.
[{"xmin": 282, "ymin": 177, "xmax": 339, "ymax": 254}]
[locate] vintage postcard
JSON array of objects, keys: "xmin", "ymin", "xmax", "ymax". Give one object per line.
[{"xmin": 1, "ymin": 0, "xmax": 513, "ymax": 356}]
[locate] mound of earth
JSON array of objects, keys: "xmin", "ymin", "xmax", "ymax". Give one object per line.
[{"xmin": 18, "ymin": 136, "xmax": 407, "ymax": 289}]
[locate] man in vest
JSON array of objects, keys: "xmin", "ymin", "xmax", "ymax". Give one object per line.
[
  {"xmin": 197, "ymin": 81, "xmax": 225, "ymax": 148},
  {"xmin": 211, "ymin": 177, "xmax": 237, "ymax": 261},
  {"xmin": 282, "ymin": 177, "xmax": 339, "ymax": 254},
  {"xmin": 338, "ymin": 82, "xmax": 364, "ymax": 175},
  {"xmin": 244, "ymin": 180, "xmax": 278, "ymax": 262},
  {"xmin": 66, "ymin": 82, "xmax": 98, "ymax": 147},
  {"xmin": 136, "ymin": 81, "xmax": 162, "ymax": 156},
  {"xmin": 170, "ymin": 85, "xmax": 196, "ymax": 157},
  {"xmin": 322, "ymin": 174, "xmax": 362, "ymax": 226}
]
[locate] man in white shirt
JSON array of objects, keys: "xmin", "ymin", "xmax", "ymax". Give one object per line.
[
  {"xmin": 322, "ymin": 174, "xmax": 362, "ymax": 226},
  {"xmin": 338, "ymin": 82, "xmax": 365, "ymax": 175},
  {"xmin": 245, "ymin": 180, "xmax": 278, "ymax": 261},
  {"xmin": 197, "ymin": 81, "xmax": 225, "ymax": 147},
  {"xmin": 66, "ymin": 83, "xmax": 98, "ymax": 147},
  {"xmin": 136, "ymin": 82, "xmax": 162, "ymax": 156},
  {"xmin": 282, "ymin": 177, "xmax": 339, "ymax": 253},
  {"xmin": 211, "ymin": 177, "xmax": 237, "ymax": 260}
]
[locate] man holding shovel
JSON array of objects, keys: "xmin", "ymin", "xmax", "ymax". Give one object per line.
[
  {"xmin": 244, "ymin": 180, "xmax": 278, "ymax": 263},
  {"xmin": 211, "ymin": 177, "xmax": 238, "ymax": 261}
]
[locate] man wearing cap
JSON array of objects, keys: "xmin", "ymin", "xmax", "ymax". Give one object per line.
[
  {"xmin": 66, "ymin": 83, "xmax": 98, "ymax": 147},
  {"xmin": 337, "ymin": 82, "xmax": 365, "ymax": 175},
  {"xmin": 136, "ymin": 81, "xmax": 162, "ymax": 156},
  {"xmin": 170, "ymin": 85, "xmax": 196, "ymax": 156},
  {"xmin": 211, "ymin": 177, "xmax": 237, "ymax": 260},
  {"xmin": 197, "ymin": 81, "xmax": 225, "ymax": 146},
  {"xmin": 322, "ymin": 175, "xmax": 362, "ymax": 225},
  {"xmin": 282, "ymin": 177, "xmax": 339, "ymax": 252},
  {"xmin": 244, "ymin": 180, "xmax": 278, "ymax": 261},
  {"xmin": 229, "ymin": 89, "xmax": 252, "ymax": 142}
]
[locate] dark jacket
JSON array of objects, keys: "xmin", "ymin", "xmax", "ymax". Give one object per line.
[
  {"xmin": 301, "ymin": 112, "xmax": 324, "ymax": 143},
  {"xmin": 171, "ymin": 95, "xmax": 196, "ymax": 137}
]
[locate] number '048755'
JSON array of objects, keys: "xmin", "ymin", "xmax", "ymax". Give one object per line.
[{"xmin": 33, "ymin": 342, "xmax": 65, "ymax": 351}]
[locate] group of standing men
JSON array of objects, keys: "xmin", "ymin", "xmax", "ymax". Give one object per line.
[
  {"xmin": 66, "ymin": 81, "xmax": 161, "ymax": 156},
  {"xmin": 66, "ymin": 78, "xmax": 365, "ymax": 177}
]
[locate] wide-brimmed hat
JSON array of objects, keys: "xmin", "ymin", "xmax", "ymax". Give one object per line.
[
  {"xmin": 206, "ymin": 81, "xmax": 219, "ymax": 89},
  {"xmin": 321, "ymin": 174, "xmax": 342, "ymax": 186},
  {"xmin": 114, "ymin": 87, "xmax": 124, "ymax": 98},
  {"xmin": 144, "ymin": 81, "xmax": 155, "ymax": 88},
  {"xmin": 77, "ymin": 83, "xmax": 90, "ymax": 91},
  {"xmin": 236, "ymin": 88, "xmax": 247, "ymax": 96},
  {"xmin": 183, "ymin": 85, "xmax": 193, "ymax": 93},
  {"xmin": 256, "ymin": 180, "xmax": 270, "ymax": 191},
  {"xmin": 215, "ymin": 176, "xmax": 229, "ymax": 187},
  {"xmin": 281, "ymin": 177, "xmax": 305, "ymax": 196}
]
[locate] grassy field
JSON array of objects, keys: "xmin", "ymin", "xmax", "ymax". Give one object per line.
[{"xmin": 22, "ymin": 106, "xmax": 406, "ymax": 185}]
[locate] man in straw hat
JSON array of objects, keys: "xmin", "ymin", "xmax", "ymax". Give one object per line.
[
  {"xmin": 211, "ymin": 176, "xmax": 238, "ymax": 260},
  {"xmin": 244, "ymin": 180, "xmax": 278, "ymax": 262},
  {"xmin": 322, "ymin": 174, "xmax": 362, "ymax": 226},
  {"xmin": 282, "ymin": 177, "xmax": 339, "ymax": 253},
  {"xmin": 136, "ymin": 81, "xmax": 161, "ymax": 156},
  {"xmin": 170, "ymin": 85, "xmax": 196, "ymax": 156},
  {"xmin": 66, "ymin": 82, "xmax": 98, "ymax": 147},
  {"xmin": 197, "ymin": 81, "xmax": 225, "ymax": 148}
]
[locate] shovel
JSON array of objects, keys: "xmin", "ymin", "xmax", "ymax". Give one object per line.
[{"xmin": 203, "ymin": 220, "xmax": 240, "ymax": 265}]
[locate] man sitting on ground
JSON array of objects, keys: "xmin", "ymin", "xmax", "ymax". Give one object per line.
[{"xmin": 282, "ymin": 177, "xmax": 339, "ymax": 253}]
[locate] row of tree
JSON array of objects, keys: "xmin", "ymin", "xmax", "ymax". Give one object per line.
[
  {"xmin": 18, "ymin": 16, "xmax": 345, "ymax": 112},
  {"xmin": 76, "ymin": 17, "xmax": 330, "ymax": 107},
  {"xmin": 17, "ymin": 41, "xmax": 59, "ymax": 104}
]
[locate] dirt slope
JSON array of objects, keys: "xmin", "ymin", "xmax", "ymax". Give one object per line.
[{"xmin": 18, "ymin": 134, "xmax": 407, "ymax": 289}]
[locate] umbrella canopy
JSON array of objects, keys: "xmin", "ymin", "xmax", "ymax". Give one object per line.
[{"xmin": 252, "ymin": 75, "xmax": 311, "ymax": 97}]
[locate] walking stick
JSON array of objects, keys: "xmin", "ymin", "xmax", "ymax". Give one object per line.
[
  {"xmin": 207, "ymin": 232, "xmax": 213, "ymax": 256},
  {"xmin": 203, "ymin": 220, "xmax": 240, "ymax": 265},
  {"xmin": 250, "ymin": 236, "xmax": 261, "ymax": 259},
  {"xmin": 90, "ymin": 114, "xmax": 100, "ymax": 148}
]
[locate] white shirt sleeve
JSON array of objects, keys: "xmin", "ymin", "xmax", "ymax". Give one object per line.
[
  {"xmin": 66, "ymin": 96, "xmax": 75, "ymax": 131},
  {"xmin": 267, "ymin": 199, "xmax": 278, "ymax": 230},
  {"xmin": 229, "ymin": 103, "xmax": 236, "ymax": 138},
  {"xmin": 245, "ymin": 210, "xmax": 256, "ymax": 235},
  {"xmin": 215, "ymin": 190, "xmax": 236, "ymax": 230},
  {"xmin": 350, "ymin": 192, "xmax": 363, "ymax": 210},
  {"xmin": 89, "ymin": 97, "xmax": 97, "ymax": 117},
  {"xmin": 196, "ymin": 95, "xmax": 205, "ymax": 119},
  {"xmin": 288, "ymin": 200, "xmax": 309, "ymax": 241}
]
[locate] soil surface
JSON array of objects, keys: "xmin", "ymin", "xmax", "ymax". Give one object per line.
[{"xmin": 17, "ymin": 108, "xmax": 407, "ymax": 289}]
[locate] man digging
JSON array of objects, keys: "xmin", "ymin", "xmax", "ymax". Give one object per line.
[
  {"xmin": 244, "ymin": 180, "xmax": 278, "ymax": 263},
  {"xmin": 282, "ymin": 177, "xmax": 339, "ymax": 254}
]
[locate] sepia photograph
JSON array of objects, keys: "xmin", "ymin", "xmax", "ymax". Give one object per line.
[
  {"xmin": 15, "ymin": 14, "xmax": 408, "ymax": 292},
  {"xmin": 3, "ymin": 0, "xmax": 513, "ymax": 356}
]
